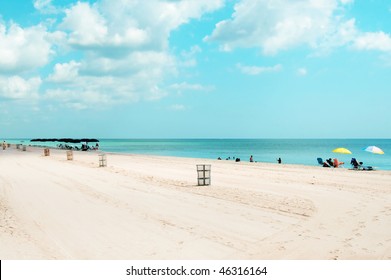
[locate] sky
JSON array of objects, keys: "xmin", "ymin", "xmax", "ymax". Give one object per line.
[{"xmin": 0, "ymin": 0, "xmax": 391, "ymax": 139}]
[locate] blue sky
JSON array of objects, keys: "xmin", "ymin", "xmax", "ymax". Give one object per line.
[{"xmin": 1, "ymin": 0, "xmax": 391, "ymax": 139}]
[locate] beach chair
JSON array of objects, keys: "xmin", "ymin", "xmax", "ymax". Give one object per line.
[
  {"xmin": 317, "ymin": 158, "xmax": 331, "ymax": 167},
  {"xmin": 350, "ymin": 158, "xmax": 374, "ymax": 171},
  {"xmin": 350, "ymin": 158, "xmax": 361, "ymax": 170}
]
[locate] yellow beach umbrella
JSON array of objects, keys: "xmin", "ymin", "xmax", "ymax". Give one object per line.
[{"xmin": 332, "ymin": 147, "xmax": 352, "ymax": 154}]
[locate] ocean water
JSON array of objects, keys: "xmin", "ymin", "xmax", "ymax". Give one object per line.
[{"xmin": 7, "ymin": 138, "xmax": 391, "ymax": 170}]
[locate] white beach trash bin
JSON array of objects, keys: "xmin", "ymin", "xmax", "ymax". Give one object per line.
[
  {"xmin": 197, "ymin": 164, "xmax": 211, "ymax": 186},
  {"xmin": 66, "ymin": 150, "xmax": 73, "ymax": 160},
  {"xmin": 99, "ymin": 154, "xmax": 107, "ymax": 167}
]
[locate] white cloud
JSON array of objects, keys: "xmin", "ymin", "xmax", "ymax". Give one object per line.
[
  {"xmin": 60, "ymin": 0, "xmax": 223, "ymax": 52},
  {"xmin": 81, "ymin": 51, "xmax": 175, "ymax": 77},
  {"xmin": 44, "ymin": 50, "xmax": 176, "ymax": 108},
  {"xmin": 237, "ymin": 63, "xmax": 282, "ymax": 75},
  {"xmin": 33, "ymin": 0, "xmax": 58, "ymax": 14},
  {"xmin": 48, "ymin": 61, "xmax": 81, "ymax": 82},
  {"xmin": 180, "ymin": 45, "xmax": 202, "ymax": 67},
  {"xmin": 340, "ymin": 0, "xmax": 354, "ymax": 4},
  {"xmin": 297, "ymin": 68, "xmax": 308, "ymax": 76},
  {"xmin": 353, "ymin": 32, "xmax": 391, "ymax": 52},
  {"xmin": 0, "ymin": 76, "xmax": 41, "ymax": 100},
  {"xmin": 205, "ymin": 0, "xmax": 341, "ymax": 55},
  {"xmin": 44, "ymin": 69, "xmax": 170, "ymax": 109},
  {"xmin": 60, "ymin": 2, "xmax": 108, "ymax": 47},
  {"xmin": 169, "ymin": 104, "xmax": 186, "ymax": 111},
  {"xmin": 0, "ymin": 23, "xmax": 52, "ymax": 73},
  {"xmin": 65, "ymin": 102, "xmax": 88, "ymax": 110},
  {"xmin": 44, "ymin": 84, "xmax": 125, "ymax": 109},
  {"xmin": 46, "ymin": 0, "xmax": 223, "ymax": 108},
  {"xmin": 0, "ymin": 1, "xmax": 226, "ymax": 110},
  {"xmin": 316, "ymin": 18, "xmax": 391, "ymax": 54},
  {"xmin": 205, "ymin": 0, "xmax": 391, "ymax": 56},
  {"xmin": 170, "ymin": 82, "xmax": 214, "ymax": 93},
  {"xmin": 329, "ymin": 19, "xmax": 358, "ymax": 47}
]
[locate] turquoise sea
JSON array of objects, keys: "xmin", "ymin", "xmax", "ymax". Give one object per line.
[{"xmin": 6, "ymin": 138, "xmax": 391, "ymax": 170}]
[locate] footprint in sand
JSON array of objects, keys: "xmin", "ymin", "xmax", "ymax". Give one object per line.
[
  {"xmin": 329, "ymin": 249, "xmax": 340, "ymax": 260},
  {"xmin": 278, "ymin": 245, "xmax": 286, "ymax": 251}
]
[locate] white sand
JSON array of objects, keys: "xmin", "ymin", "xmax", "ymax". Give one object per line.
[{"xmin": 1, "ymin": 145, "xmax": 391, "ymax": 260}]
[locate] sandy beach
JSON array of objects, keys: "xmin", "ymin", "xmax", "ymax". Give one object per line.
[{"xmin": 1, "ymin": 145, "xmax": 390, "ymax": 260}]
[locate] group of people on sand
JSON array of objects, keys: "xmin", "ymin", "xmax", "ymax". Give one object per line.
[
  {"xmin": 81, "ymin": 142, "xmax": 99, "ymax": 151},
  {"xmin": 319, "ymin": 157, "xmax": 373, "ymax": 170},
  {"xmin": 57, "ymin": 142, "xmax": 99, "ymax": 151},
  {"xmin": 250, "ymin": 155, "xmax": 282, "ymax": 164},
  {"xmin": 217, "ymin": 156, "xmax": 241, "ymax": 162},
  {"xmin": 217, "ymin": 155, "xmax": 282, "ymax": 164}
]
